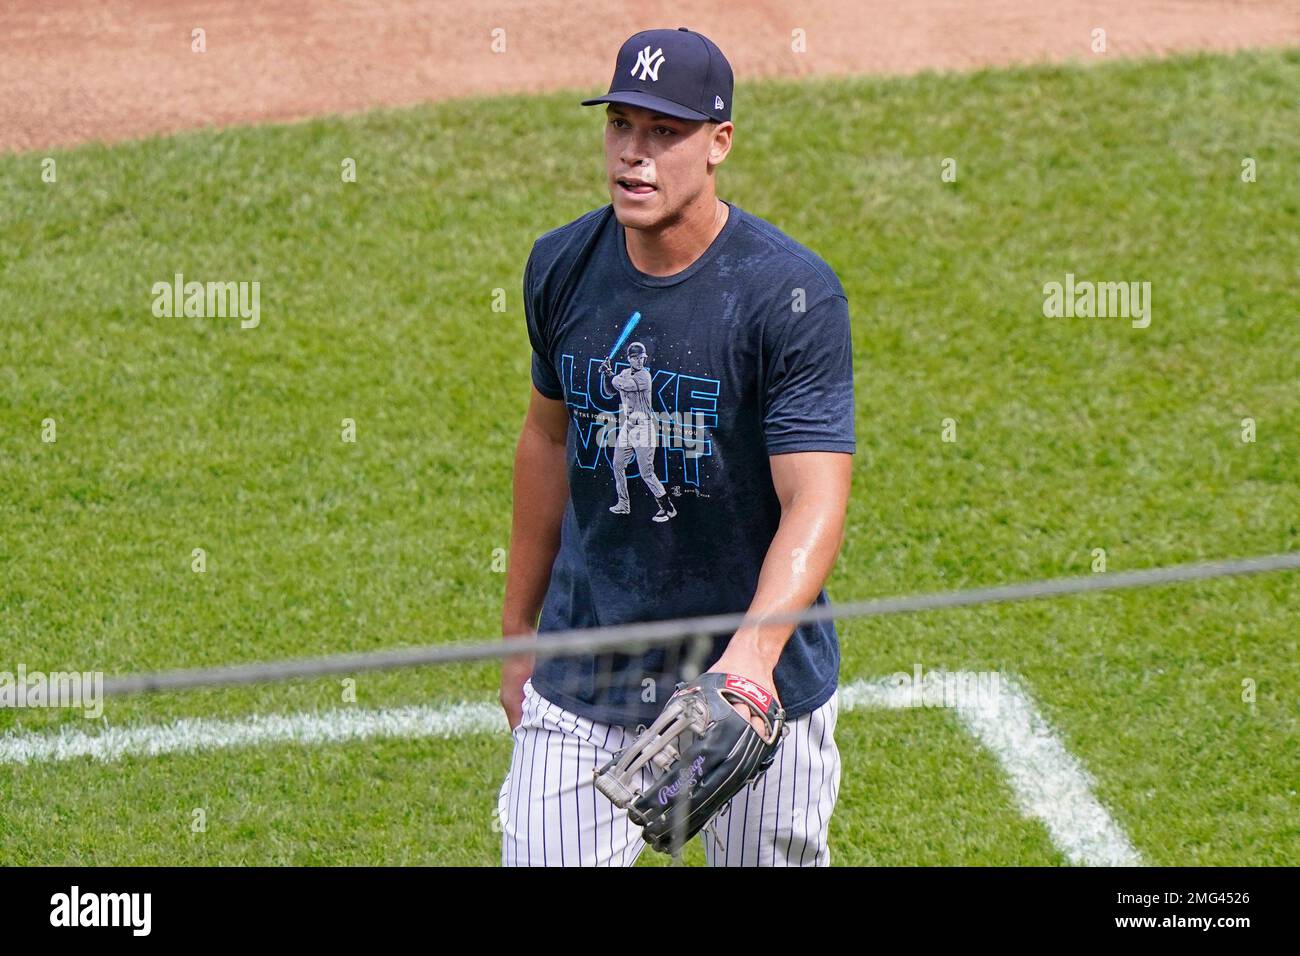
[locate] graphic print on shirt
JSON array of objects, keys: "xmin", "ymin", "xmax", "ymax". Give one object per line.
[
  {"xmin": 601, "ymin": 340, "xmax": 675, "ymax": 522},
  {"xmin": 561, "ymin": 311, "xmax": 720, "ymax": 522}
]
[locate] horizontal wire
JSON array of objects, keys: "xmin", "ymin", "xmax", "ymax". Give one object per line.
[{"xmin": 99, "ymin": 550, "xmax": 1300, "ymax": 697}]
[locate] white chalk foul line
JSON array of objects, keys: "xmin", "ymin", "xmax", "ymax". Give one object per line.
[
  {"xmin": 843, "ymin": 674, "xmax": 1141, "ymax": 866},
  {"xmin": 0, "ymin": 702, "xmax": 502, "ymax": 766},
  {"xmin": 0, "ymin": 674, "xmax": 1139, "ymax": 866}
]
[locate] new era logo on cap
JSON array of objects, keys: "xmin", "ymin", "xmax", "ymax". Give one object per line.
[{"xmin": 581, "ymin": 27, "xmax": 734, "ymax": 123}]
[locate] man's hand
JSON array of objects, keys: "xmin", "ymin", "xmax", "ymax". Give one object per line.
[
  {"xmin": 599, "ymin": 358, "xmax": 613, "ymax": 376},
  {"xmin": 709, "ymin": 638, "xmax": 778, "ymax": 739},
  {"xmin": 499, "ymin": 632, "xmax": 536, "ymax": 731}
]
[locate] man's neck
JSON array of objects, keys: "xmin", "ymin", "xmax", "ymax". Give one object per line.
[{"xmin": 624, "ymin": 196, "xmax": 729, "ymax": 277}]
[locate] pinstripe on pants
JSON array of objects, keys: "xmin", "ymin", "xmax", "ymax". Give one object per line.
[{"xmin": 498, "ymin": 679, "xmax": 841, "ymax": 866}]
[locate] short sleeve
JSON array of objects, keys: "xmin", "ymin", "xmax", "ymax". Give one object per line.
[
  {"xmin": 524, "ymin": 249, "xmax": 564, "ymax": 400},
  {"xmin": 762, "ymin": 293, "xmax": 856, "ymax": 454}
]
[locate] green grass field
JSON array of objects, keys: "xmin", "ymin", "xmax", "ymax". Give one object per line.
[{"xmin": 1, "ymin": 48, "xmax": 1297, "ymax": 865}]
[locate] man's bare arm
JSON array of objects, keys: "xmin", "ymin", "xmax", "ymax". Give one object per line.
[
  {"xmin": 711, "ymin": 451, "xmax": 852, "ymax": 717},
  {"xmin": 499, "ymin": 385, "xmax": 570, "ymax": 728}
]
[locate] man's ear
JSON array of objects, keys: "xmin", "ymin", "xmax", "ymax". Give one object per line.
[{"xmin": 707, "ymin": 121, "xmax": 734, "ymax": 170}]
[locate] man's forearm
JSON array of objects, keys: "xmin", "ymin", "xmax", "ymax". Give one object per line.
[
  {"xmin": 731, "ymin": 493, "xmax": 847, "ymax": 669},
  {"xmin": 501, "ymin": 424, "xmax": 569, "ymax": 634}
]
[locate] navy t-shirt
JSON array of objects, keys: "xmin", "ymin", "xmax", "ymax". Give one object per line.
[{"xmin": 523, "ymin": 200, "xmax": 855, "ymax": 727}]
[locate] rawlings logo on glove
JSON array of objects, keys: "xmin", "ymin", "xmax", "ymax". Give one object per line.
[
  {"xmin": 724, "ymin": 674, "xmax": 772, "ymax": 711},
  {"xmin": 656, "ymin": 755, "xmax": 707, "ymax": 805}
]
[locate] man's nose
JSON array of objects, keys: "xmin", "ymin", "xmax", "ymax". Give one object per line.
[{"xmin": 620, "ymin": 130, "xmax": 652, "ymax": 165}]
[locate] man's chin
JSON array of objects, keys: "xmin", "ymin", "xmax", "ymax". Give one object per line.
[{"xmin": 612, "ymin": 196, "xmax": 665, "ymax": 230}]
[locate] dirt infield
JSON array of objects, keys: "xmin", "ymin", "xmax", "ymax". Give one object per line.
[{"xmin": 3, "ymin": 0, "xmax": 1298, "ymax": 153}]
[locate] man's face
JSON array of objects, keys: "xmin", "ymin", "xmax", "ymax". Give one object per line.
[{"xmin": 604, "ymin": 104, "xmax": 732, "ymax": 231}]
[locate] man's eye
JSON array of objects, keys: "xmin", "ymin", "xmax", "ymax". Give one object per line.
[{"xmin": 607, "ymin": 119, "xmax": 675, "ymax": 134}]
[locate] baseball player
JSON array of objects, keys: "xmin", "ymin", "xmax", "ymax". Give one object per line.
[
  {"xmin": 499, "ymin": 27, "xmax": 855, "ymax": 866},
  {"xmin": 601, "ymin": 341, "xmax": 677, "ymax": 521}
]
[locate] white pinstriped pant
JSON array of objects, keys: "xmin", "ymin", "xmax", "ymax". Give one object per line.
[{"xmin": 498, "ymin": 679, "xmax": 841, "ymax": 866}]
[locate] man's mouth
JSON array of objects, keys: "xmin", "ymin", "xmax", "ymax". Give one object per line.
[{"xmin": 617, "ymin": 177, "xmax": 657, "ymax": 196}]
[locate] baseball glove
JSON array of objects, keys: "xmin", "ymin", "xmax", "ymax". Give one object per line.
[{"xmin": 593, "ymin": 672, "xmax": 786, "ymax": 855}]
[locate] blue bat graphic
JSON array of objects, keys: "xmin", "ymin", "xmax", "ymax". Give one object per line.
[{"xmin": 605, "ymin": 311, "xmax": 641, "ymax": 365}]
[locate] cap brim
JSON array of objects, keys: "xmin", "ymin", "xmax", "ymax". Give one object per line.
[{"xmin": 579, "ymin": 90, "xmax": 712, "ymax": 122}]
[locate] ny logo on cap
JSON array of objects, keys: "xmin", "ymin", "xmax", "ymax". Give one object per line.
[
  {"xmin": 714, "ymin": 95, "xmax": 725, "ymax": 110},
  {"xmin": 631, "ymin": 45, "xmax": 666, "ymax": 82}
]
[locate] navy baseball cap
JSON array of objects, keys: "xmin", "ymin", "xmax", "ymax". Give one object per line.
[{"xmin": 581, "ymin": 27, "xmax": 733, "ymax": 123}]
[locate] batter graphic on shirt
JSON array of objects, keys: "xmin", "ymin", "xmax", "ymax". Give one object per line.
[{"xmin": 600, "ymin": 341, "xmax": 678, "ymax": 523}]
